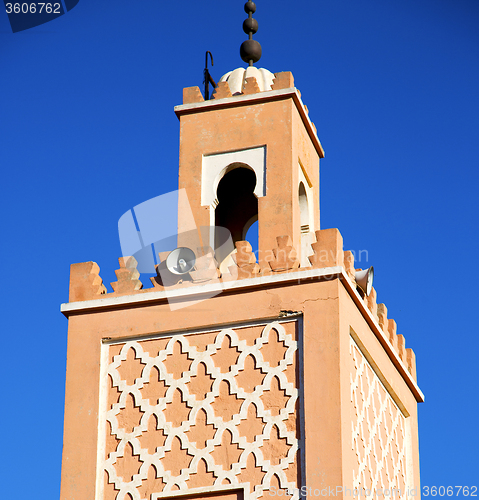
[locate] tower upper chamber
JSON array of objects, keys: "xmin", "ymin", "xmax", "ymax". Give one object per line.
[{"xmin": 60, "ymin": 60, "xmax": 422, "ymax": 500}]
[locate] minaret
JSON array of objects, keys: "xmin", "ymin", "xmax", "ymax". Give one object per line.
[
  {"xmin": 60, "ymin": 3, "xmax": 423, "ymax": 500},
  {"xmin": 177, "ymin": 1, "xmax": 321, "ymax": 273}
]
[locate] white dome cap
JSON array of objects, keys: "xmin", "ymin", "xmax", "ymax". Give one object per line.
[{"xmin": 219, "ymin": 67, "xmax": 275, "ymax": 95}]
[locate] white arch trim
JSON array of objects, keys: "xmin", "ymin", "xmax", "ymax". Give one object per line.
[
  {"xmin": 201, "ymin": 146, "xmax": 266, "ymax": 207},
  {"xmin": 298, "ymin": 161, "xmax": 315, "ymax": 232}
]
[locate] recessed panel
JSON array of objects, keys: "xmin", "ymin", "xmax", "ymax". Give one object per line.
[{"xmin": 98, "ymin": 319, "xmax": 302, "ymax": 500}]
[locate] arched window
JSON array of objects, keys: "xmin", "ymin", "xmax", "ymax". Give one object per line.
[
  {"xmin": 214, "ymin": 165, "xmax": 258, "ymax": 269},
  {"xmin": 299, "ymin": 182, "xmax": 309, "ymax": 232},
  {"xmin": 299, "ymin": 182, "xmax": 311, "ymax": 267}
]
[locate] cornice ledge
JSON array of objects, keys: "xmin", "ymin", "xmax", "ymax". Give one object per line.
[
  {"xmin": 60, "ymin": 266, "xmax": 342, "ymax": 315},
  {"xmin": 174, "ymin": 88, "xmax": 324, "ymax": 158}
]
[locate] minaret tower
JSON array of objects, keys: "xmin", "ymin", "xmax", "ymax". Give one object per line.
[{"xmin": 60, "ymin": 4, "xmax": 423, "ymax": 500}]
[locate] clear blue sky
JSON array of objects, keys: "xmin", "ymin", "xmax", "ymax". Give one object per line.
[{"xmin": 0, "ymin": 0, "xmax": 478, "ymax": 497}]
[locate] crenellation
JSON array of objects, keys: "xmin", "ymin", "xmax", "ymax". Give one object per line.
[
  {"xmin": 406, "ymin": 348, "xmax": 417, "ymax": 380},
  {"xmin": 212, "ymin": 81, "xmax": 232, "ymax": 100},
  {"xmin": 69, "ymin": 261, "xmax": 107, "ymax": 302},
  {"xmin": 268, "ymin": 235, "xmax": 300, "ymax": 272},
  {"xmin": 367, "ymin": 287, "xmax": 378, "ymax": 319},
  {"xmin": 343, "ymin": 250, "xmax": 355, "ymax": 280},
  {"xmin": 110, "ymin": 256, "xmax": 143, "ymax": 294},
  {"xmin": 387, "ymin": 319, "xmax": 398, "ymax": 351},
  {"xmin": 242, "ymin": 76, "xmax": 261, "ymax": 95},
  {"xmin": 271, "ymin": 71, "xmax": 294, "ymax": 90},
  {"xmin": 397, "ymin": 334, "xmax": 406, "ymax": 363},
  {"xmin": 230, "ymin": 241, "xmax": 260, "ymax": 279},
  {"xmin": 182, "ymin": 86, "xmax": 204, "ymax": 104},
  {"xmin": 377, "ymin": 303, "xmax": 388, "ymax": 333},
  {"xmin": 68, "ymin": 245, "xmax": 418, "ymax": 384},
  {"xmin": 309, "ymin": 228, "xmax": 344, "ymax": 269},
  {"xmin": 189, "ymin": 247, "xmax": 221, "ymax": 283}
]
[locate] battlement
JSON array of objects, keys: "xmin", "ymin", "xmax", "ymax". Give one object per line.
[{"xmin": 66, "ymin": 226, "xmax": 418, "ymax": 387}]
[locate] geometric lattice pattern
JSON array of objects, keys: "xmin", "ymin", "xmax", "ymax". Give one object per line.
[
  {"xmin": 101, "ymin": 320, "xmax": 300, "ymax": 500},
  {"xmin": 350, "ymin": 337, "xmax": 409, "ymax": 498}
]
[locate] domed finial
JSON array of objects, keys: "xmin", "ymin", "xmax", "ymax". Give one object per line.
[{"xmin": 240, "ymin": 1, "xmax": 262, "ymax": 66}]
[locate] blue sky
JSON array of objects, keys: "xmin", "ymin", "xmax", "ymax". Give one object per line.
[{"xmin": 0, "ymin": 0, "xmax": 478, "ymax": 497}]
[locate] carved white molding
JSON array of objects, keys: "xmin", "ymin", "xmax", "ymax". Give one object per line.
[
  {"xmin": 201, "ymin": 147, "xmax": 266, "ymax": 208},
  {"xmin": 298, "ymin": 163, "xmax": 315, "ymax": 268}
]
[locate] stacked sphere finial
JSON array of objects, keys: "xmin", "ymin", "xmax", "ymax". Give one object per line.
[{"xmin": 240, "ymin": 1, "xmax": 262, "ymax": 65}]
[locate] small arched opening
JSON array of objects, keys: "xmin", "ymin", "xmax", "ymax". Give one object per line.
[
  {"xmin": 299, "ymin": 182, "xmax": 311, "ymax": 267},
  {"xmin": 299, "ymin": 182, "xmax": 309, "ymax": 230}
]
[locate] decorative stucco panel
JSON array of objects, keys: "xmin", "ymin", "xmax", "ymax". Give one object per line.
[
  {"xmin": 99, "ymin": 320, "xmax": 301, "ymax": 500},
  {"xmin": 350, "ymin": 336, "xmax": 410, "ymax": 497}
]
